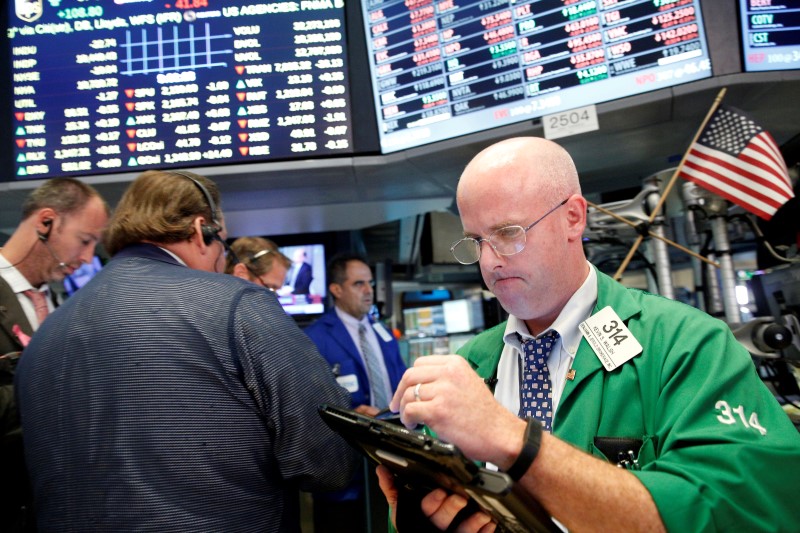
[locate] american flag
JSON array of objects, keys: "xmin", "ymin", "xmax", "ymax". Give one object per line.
[{"xmin": 679, "ymin": 106, "xmax": 794, "ymax": 220}]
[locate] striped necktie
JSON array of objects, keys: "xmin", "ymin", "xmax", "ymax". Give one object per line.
[
  {"xmin": 358, "ymin": 323, "xmax": 389, "ymax": 408},
  {"xmin": 519, "ymin": 331, "xmax": 559, "ymax": 432},
  {"xmin": 24, "ymin": 289, "xmax": 50, "ymax": 326}
]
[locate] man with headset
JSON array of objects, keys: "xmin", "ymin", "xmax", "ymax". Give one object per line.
[
  {"xmin": 0, "ymin": 177, "xmax": 109, "ymax": 533},
  {"xmin": 15, "ymin": 170, "xmax": 358, "ymax": 532}
]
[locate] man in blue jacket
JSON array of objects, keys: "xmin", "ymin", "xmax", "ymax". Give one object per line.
[{"xmin": 305, "ymin": 252, "xmax": 406, "ymax": 532}]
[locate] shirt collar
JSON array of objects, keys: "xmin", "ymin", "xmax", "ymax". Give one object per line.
[
  {"xmin": 503, "ymin": 261, "xmax": 597, "ymax": 356},
  {"xmin": 335, "ymin": 305, "xmax": 368, "ymax": 328},
  {"xmin": 158, "ymin": 247, "xmax": 187, "ymax": 266},
  {"xmin": 0, "ymin": 252, "xmax": 44, "ymax": 293}
]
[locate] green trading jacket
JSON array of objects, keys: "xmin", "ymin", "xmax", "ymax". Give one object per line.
[{"xmin": 458, "ymin": 267, "xmax": 800, "ymax": 532}]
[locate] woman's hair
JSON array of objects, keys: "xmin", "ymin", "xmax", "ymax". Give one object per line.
[{"xmin": 224, "ymin": 236, "xmax": 291, "ymax": 276}]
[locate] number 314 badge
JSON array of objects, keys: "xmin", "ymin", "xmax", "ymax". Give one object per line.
[{"xmin": 579, "ymin": 306, "xmax": 643, "ymax": 371}]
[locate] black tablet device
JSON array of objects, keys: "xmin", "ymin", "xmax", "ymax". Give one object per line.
[{"xmin": 318, "ymin": 404, "xmax": 559, "ymax": 533}]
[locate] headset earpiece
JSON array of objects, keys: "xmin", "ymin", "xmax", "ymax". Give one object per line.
[
  {"xmin": 200, "ymin": 224, "xmax": 219, "ymax": 246},
  {"xmin": 38, "ymin": 219, "xmax": 53, "ymax": 241},
  {"xmin": 171, "ymin": 171, "xmax": 222, "ymax": 246}
]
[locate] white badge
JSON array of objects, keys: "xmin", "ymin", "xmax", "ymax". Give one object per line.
[
  {"xmin": 579, "ymin": 306, "xmax": 643, "ymax": 371},
  {"xmin": 372, "ymin": 322, "xmax": 393, "ymax": 342},
  {"xmin": 336, "ymin": 374, "xmax": 359, "ymax": 393}
]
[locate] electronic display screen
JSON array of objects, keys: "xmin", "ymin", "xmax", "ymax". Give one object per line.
[
  {"xmin": 362, "ymin": 0, "xmax": 713, "ymax": 153},
  {"xmin": 276, "ymin": 243, "xmax": 326, "ymax": 316},
  {"xmin": 63, "ymin": 255, "xmax": 104, "ymax": 296},
  {"xmin": 7, "ymin": 0, "xmax": 353, "ymax": 180},
  {"xmin": 739, "ymin": 0, "xmax": 800, "ymax": 72}
]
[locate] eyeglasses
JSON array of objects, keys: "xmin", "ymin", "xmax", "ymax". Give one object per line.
[
  {"xmin": 449, "ymin": 198, "xmax": 569, "ymax": 265},
  {"xmin": 247, "ymin": 266, "xmax": 281, "ymax": 292}
]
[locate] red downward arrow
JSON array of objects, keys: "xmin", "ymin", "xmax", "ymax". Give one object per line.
[
  {"xmin": 127, "ymin": 143, "xmax": 137, "ymax": 152},
  {"xmin": 126, "ymin": 129, "xmax": 136, "ymax": 138},
  {"xmin": 238, "ymin": 133, "xmax": 248, "ymax": 142},
  {"xmin": 235, "ymin": 66, "xmax": 245, "ymax": 75},
  {"xmin": 239, "ymin": 147, "xmax": 249, "ymax": 156}
]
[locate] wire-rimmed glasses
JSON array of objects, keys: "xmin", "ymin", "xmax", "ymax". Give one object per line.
[{"xmin": 449, "ymin": 198, "xmax": 569, "ymax": 265}]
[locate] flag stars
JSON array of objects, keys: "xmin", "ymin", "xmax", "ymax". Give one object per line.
[{"xmin": 701, "ymin": 107, "xmax": 763, "ymax": 156}]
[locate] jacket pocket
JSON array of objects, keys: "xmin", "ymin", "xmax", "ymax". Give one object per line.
[{"xmin": 592, "ymin": 436, "xmax": 645, "ymax": 469}]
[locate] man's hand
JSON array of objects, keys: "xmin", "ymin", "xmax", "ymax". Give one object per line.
[
  {"xmin": 375, "ymin": 465, "xmax": 495, "ymax": 532},
  {"xmin": 389, "ymin": 355, "xmax": 525, "ymax": 468},
  {"xmin": 354, "ymin": 404, "xmax": 380, "ymax": 416},
  {"xmin": 420, "ymin": 490, "xmax": 496, "ymax": 532},
  {"xmin": 376, "ymin": 465, "xmax": 399, "ymax": 528}
]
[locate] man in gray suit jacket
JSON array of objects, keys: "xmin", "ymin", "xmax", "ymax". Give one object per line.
[{"xmin": 0, "ymin": 178, "xmax": 109, "ymax": 533}]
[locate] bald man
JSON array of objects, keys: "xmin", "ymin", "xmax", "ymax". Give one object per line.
[{"xmin": 380, "ymin": 137, "xmax": 800, "ymax": 532}]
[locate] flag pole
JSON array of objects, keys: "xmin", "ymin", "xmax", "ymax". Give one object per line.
[
  {"xmin": 613, "ymin": 87, "xmax": 728, "ymax": 281},
  {"xmin": 586, "ymin": 200, "xmax": 720, "ymax": 268}
]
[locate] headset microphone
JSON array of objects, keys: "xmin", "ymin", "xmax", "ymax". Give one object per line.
[
  {"xmin": 37, "ymin": 219, "xmax": 68, "ymax": 271},
  {"xmin": 41, "ymin": 238, "xmax": 69, "ymax": 272}
]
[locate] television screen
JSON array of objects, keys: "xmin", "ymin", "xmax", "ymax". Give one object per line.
[
  {"xmin": 739, "ymin": 0, "xmax": 800, "ymax": 72},
  {"xmin": 63, "ymin": 255, "xmax": 104, "ymax": 296},
  {"xmin": 276, "ymin": 243, "xmax": 326, "ymax": 316},
  {"xmin": 362, "ymin": 0, "xmax": 713, "ymax": 153},
  {"xmin": 7, "ymin": 0, "xmax": 353, "ymax": 180}
]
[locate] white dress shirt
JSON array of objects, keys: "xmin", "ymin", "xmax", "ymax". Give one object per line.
[
  {"xmin": 0, "ymin": 252, "xmax": 54, "ymax": 330},
  {"xmin": 495, "ymin": 263, "xmax": 597, "ymax": 422}
]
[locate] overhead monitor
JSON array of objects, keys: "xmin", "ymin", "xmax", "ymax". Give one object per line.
[
  {"xmin": 7, "ymin": 0, "xmax": 353, "ymax": 180},
  {"xmin": 739, "ymin": 0, "xmax": 800, "ymax": 72},
  {"xmin": 362, "ymin": 0, "xmax": 714, "ymax": 153}
]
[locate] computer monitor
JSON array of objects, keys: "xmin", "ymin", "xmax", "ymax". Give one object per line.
[
  {"xmin": 63, "ymin": 255, "xmax": 104, "ymax": 296},
  {"xmin": 739, "ymin": 0, "xmax": 800, "ymax": 72}
]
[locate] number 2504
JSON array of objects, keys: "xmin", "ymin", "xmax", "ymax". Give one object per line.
[{"xmin": 548, "ymin": 110, "xmax": 590, "ymax": 129}]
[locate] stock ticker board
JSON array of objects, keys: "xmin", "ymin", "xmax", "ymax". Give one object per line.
[
  {"xmin": 364, "ymin": 0, "xmax": 713, "ymax": 153},
  {"xmin": 7, "ymin": 0, "xmax": 353, "ymax": 179},
  {"xmin": 740, "ymin": 0, "xmax": 800, "ymax": 72}
]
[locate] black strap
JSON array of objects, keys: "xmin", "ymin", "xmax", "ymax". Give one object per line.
[{"xmin": 506, "ymin": 418, "xmax": 543, "ymax": 481}]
